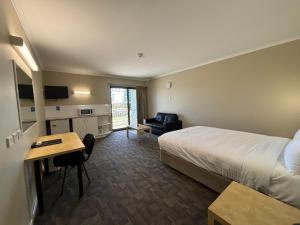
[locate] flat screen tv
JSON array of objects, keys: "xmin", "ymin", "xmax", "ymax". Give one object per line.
[
  {"xmin": 44, "ymin": 86, "xmax": 69, "ymax": 99},
  {"xmin": 18, "ymin": 84, "xmax": 34, "ymax": 99}
]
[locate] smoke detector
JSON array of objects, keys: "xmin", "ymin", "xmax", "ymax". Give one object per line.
[{"xmin": 137, "ymin": 52, "xmax": 144, "ymax": 58}]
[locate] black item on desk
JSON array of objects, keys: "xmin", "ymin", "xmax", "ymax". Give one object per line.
[{"xmin": 31, "ymin": 139, "xmax": 62, "ymax": 148}]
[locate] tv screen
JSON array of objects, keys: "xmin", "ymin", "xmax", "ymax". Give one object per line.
[
  {"xmin": 18, "ymin": 84, "xmax": 34, "ymax": 99},
  {"xmin": 44, "ymin": 86, "xmax": 69, "ymax": 99}
]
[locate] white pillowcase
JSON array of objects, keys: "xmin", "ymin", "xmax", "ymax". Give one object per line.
[
  {"xmin": 294, "ymin": 129, "xmax": 300, "ymax": 140},
  {"xmin": 284, "ymin": 140, "xmax": 300, "ymax": 175}
]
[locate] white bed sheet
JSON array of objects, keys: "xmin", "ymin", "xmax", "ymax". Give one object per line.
[
  {"xmin": 269, "ymin": 153, "xmax": 300, "ymax": 208},
  {"xmin": 158, "ymin": 126, "xmax": 300, "ymax": 207}
]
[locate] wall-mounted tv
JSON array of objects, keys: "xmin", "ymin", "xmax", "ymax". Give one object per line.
[
  {"xmin": 44, "ymin": 86, "xmax": 69, "ymax": 99},
  {"xmin": 18, "ymin": 84, "xmax": 34, "ymax": 99}
]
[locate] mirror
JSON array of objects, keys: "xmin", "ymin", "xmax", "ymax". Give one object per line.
[{"xmin": 14, "ymin": 62, "xmax": 37, "ymax": 132}]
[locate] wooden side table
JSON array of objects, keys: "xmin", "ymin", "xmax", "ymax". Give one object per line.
[{"xmin": 208, "ymin": 181, "xmax": 300, "ymax": 225}]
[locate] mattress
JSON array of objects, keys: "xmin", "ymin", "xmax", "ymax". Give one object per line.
[{"xmin": 158, "ymin": 126, "xmax": 300, "ymax": 207}]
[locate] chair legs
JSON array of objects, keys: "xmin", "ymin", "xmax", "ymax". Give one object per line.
[
  {"xmin": 60, "ymin": 166, "xmax": 68, "ymax": 196},
  {"xmin": 58, "ymin": 163, "xmax": 90, "ymax": 196},
  {"xmin": 57, "ymin": 168, "xmax": 62, "ymax": 180},
  {"xmin": 82, "ymin": 163, "xmax": 91, "ymax": 185}
]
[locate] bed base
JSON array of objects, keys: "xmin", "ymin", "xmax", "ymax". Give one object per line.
[{"xmin": 160, "ymin": 150, "xmax": 232, "ymax": 193}]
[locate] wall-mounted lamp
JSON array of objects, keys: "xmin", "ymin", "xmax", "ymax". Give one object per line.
[
  {"xmin": 166, "ymin": 81, "xmax": 172, "ymax": 89},
  {"xmin": 10, "ymin": 35, "xmax": 38, "ymax": 71},
  {"xmin": 73, "ymin": 90, "xmax": 91, "ymax": 95}
]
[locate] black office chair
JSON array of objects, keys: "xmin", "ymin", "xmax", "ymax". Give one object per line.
[{"xmin": 53, "ymin": 133, "xmax": 95, "ymax": 195}]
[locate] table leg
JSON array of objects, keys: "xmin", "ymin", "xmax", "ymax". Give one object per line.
[
  {"xmin": 34, "ymin": 160, "xmax": 44, "ymax": 214},
  {"xmin": 126, "ymin": 127, "xmax": 129, "ymax": 138},
  {"xmin": 149, "ymin": 128, "xmax": 152, "ymax": 137},
  {"xmin": 208, "ymin": 211, "xmax": 215, "ymax": 225},
  {"xmin": 77, "ymin": 163, "xmax": 83, "ymax": 197}
]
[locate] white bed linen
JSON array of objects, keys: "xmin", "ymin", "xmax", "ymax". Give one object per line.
[
  {"xmin": 158, "ymin": 126, "xmax": 299, "ymax": 206},
  {"xmin": 269, "ymin": 153, "xmax": 300, "ymax": 208}
]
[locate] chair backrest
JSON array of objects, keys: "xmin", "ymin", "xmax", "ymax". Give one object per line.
[{"xmin": 82, "ymin": 133, "xmax": 95, "ymax": 161}]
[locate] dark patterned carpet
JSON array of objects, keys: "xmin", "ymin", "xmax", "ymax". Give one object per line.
[{"xmin": 34, "ymin": 131, "xmax": 218, "ymax": 225}]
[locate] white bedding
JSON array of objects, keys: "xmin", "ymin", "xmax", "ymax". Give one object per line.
[
  {"xmin": 269, "ymin": 153, "xmax": 300, "ymax": 208},
  {"xmin": 158, "ymin": 126, "xmax": 300, "ymax": 208}
]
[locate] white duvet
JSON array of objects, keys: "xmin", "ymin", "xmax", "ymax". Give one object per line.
[{"xmin": 158, "ymin": 126, "xmax": 300, "ymax": 208}]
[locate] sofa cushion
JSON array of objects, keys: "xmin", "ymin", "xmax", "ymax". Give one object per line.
[
  {"xmin": 156, "ymin": 113, "xmax": 166, "ymax": 123},
  {"xmin": 164, "ymin": 114, "xmax": 178, "ymax": 123},
  {"xmin": 149, "ymin": 122, "xmax": 164, "ymax": 129}
]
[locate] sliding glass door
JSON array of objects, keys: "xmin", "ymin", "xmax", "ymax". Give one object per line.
[
  {"xmin": 110, "ymin": 87, "xmax": 137, "ymax": 130},
  {"xmin": 128, "ymin": 88, "xmax": 137, "ymax": 127}
]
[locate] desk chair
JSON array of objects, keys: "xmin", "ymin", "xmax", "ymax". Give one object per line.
[{"xmin": 53, "ymin": 133, "xmax": 95, "ymax": 195}]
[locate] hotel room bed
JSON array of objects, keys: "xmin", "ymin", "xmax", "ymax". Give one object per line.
[{"xmin": 158, "ymin": 126, "xmax": 300, "ymax": 208}]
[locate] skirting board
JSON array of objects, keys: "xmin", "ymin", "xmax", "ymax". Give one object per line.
[
  {"xmin": 160, "ymin": 150, "xmax": 231, "ymax": 193},
  {"xmin": 28, "ymin": 197, "xmax": 38, "ymax": 225}
]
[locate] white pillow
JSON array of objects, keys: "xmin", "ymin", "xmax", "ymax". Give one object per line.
[
  {"xmin": 294, "ymin": 129, "xmax": 300, "ymax": 140},
  {"xmin": 284, "ymin": 140, "xmax": 300, "ymax": 175}
]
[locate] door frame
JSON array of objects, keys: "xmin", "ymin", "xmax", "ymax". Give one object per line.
[{"xmin": 110, "ymin": 85, "xmax": 137, "ymax": 131}]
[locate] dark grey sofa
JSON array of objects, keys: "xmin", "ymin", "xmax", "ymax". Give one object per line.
[{"xmin": 144, "ymin": 112, "xmax": 182, "ymax": 135}]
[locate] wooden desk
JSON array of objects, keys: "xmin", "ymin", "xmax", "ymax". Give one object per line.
[
  {"xmin": 25, "ymin": 132, "xmax": 85, "ymax": 214},
  {"xmin": 208, "ymin": 181, "xmax": 300, "ymax": 225}
]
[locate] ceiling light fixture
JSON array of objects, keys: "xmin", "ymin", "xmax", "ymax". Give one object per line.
[
  {"xmin": 73, "ymin": 90, "xmax": 91, "ymax": 95},
  {"xmin": 10, "ymin": 35, "xmax": 38, "ymax": 71}
]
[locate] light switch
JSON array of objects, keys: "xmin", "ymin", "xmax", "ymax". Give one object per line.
[
  {"xmin": 6, "ymin": 135, "xmax": 14, "ymax": 148},
  {"xmin": 17, "ymin": 129, "xmax": 22, "ymax": 139},
  {"xmin": 12, "ymin": 132, "xmax": 18, "ymax": 143}
]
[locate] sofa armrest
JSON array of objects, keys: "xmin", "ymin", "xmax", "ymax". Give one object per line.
[
  {"xmin": 164, "ymin": 120, "xmax": 182, "ymax": 131},
  {"xmin": 144, "ymin": 118, "xmax": 157, "ymax": 124}
]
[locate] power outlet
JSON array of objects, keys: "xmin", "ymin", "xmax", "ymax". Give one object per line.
[{"xmin": 6, "ymin": 135, "xmax": 14, "ymax": 148}]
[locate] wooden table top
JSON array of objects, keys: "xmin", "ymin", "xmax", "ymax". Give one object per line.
[
  {"xmin": 208, "ymin": 181, "xmax": 300, "ymax": 225},
  {"xmin": 25, "ymin": 132, "xmax": 85, "ymax": 161}
]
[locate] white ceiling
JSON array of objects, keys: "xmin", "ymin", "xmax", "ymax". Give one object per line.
[{"xmin": 12, "ymin": 0, "xmax": 300, "ymax": 79}]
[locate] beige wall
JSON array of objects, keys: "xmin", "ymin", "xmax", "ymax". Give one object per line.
[
  {"xmin": 43, "ymin": 71, "xmax": 147, "ymax": 106},
  {"xmin": 0, "ymin": 1, "xmax": 45, "ymax": 225},
  {"xmin": 148, "ymin": 40, "xmax": 300, "ymax": 138}
]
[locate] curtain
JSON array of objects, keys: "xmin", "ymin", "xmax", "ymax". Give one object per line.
[{"xmin": 136, "ymin": 86, "xmax": 148, "ymax": 124}]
